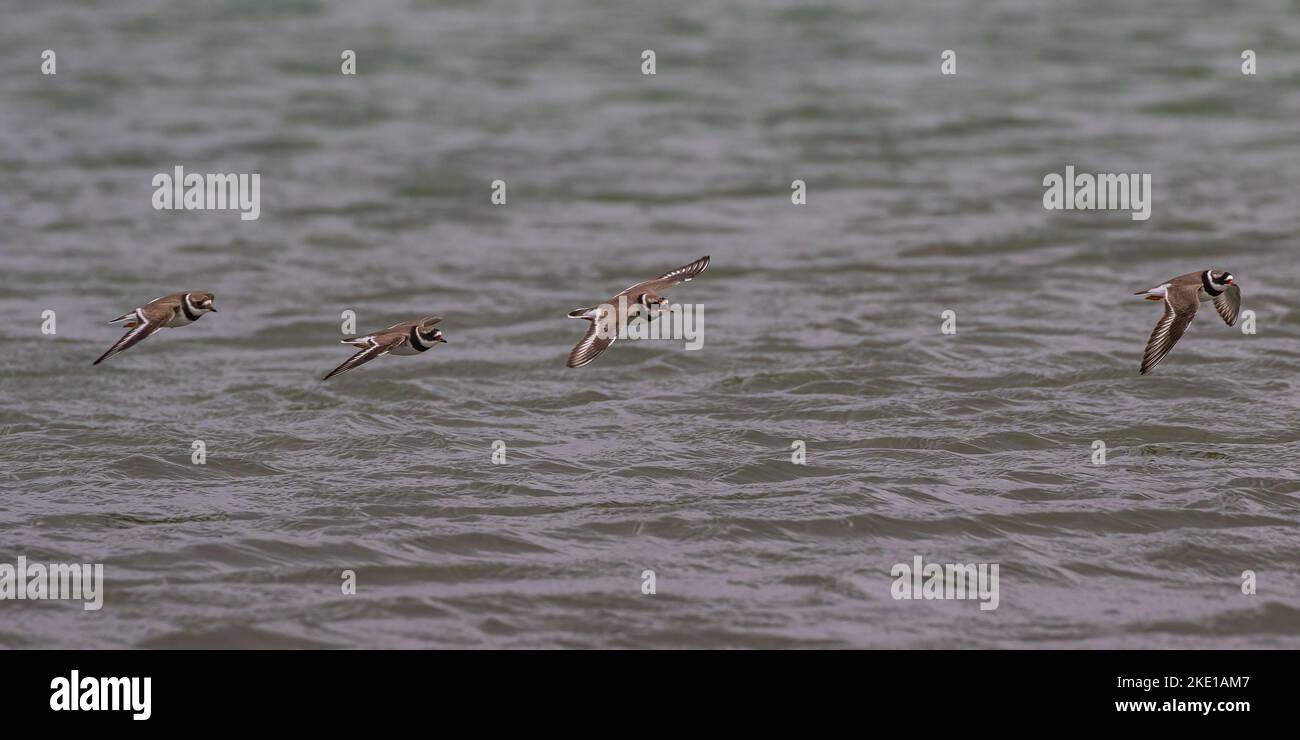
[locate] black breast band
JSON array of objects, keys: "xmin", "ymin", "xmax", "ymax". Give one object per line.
[{"xmin": 409, "ymin": 326, "xmax": 430, "ymax": 352}]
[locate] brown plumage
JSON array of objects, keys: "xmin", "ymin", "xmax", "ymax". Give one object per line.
[
  {"xmin": 322, "ymin": 316, "xmax": 445, "ymax": 381},
  {"xmin": 565, "ymin": 256, "xmax": 709, "ymax": 368},
  {"xmin": 93, "ymin": 291, "xmax": 216, "ymax": 366},
  {"xmin": 1134, "ymin": 270, "xmax": 1239, "ymax": 375}
]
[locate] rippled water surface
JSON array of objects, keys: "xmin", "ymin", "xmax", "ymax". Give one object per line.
[{"xmin": 2, "ymin": 0, "xmax": 1300, "ymax": 647}]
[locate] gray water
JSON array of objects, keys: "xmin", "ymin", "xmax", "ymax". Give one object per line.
[{"xmin": 2, "ymin": 0, "xmax": 1300, "ymax": 648}]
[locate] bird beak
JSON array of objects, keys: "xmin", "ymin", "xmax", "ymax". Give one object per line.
[
  {"xmin": 436, "ymin": 336, "xmax": 446, "ymax": 343},
  {"xmin": 1227, "ymin": 278, "xmax": 1234, "ymax": 286},
  {"xmin": 208, "ymin": 304, "xmax": 218, "ymax": 312}
]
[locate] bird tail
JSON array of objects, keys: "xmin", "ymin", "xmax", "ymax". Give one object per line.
[{"xmin": 568, "ymin": 306, "xmax": 597, "ymax": 320}]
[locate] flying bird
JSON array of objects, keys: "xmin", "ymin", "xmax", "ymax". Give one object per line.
[
  {"xmin": 1134, "ymin": 269, "xmax": 1239, "ymax": 375},
  {"xmin": 322, "ymin": 316, "xmax": 445, "ymax": 381},
  {"xmin": 565, "ymin": 255, "xmax": 709, "ymax": 368},
  {"xmin": 93, "ymin": 291, "xmax": 217, "ymax": 365}
]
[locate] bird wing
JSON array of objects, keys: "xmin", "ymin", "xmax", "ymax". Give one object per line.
[
  {"xmin": 138, "ymin": 298, "xmax": 180, "ymax": 325},
  {"xmin": 1212, "ymin": 284, "xmax": 1241, "ymax": 327},
  {"xmin": 1140, "ymin": 284, "xmax": 1200, "ymax": 375},
  {"xmin": 566, "ymin": 320, "xmax": 617, "ymax": 368},
  {"xmin": 620, "ymin": 255, "xmax": 710, "ymax": 297},
  {"xmin": 322, "ymin": 333, "xmax": 406, "ymax": 381},
  {"xmin": 93, "ymin": 311, "xmax": 168, "ymax": 365},
  {"xmin": 379, "ymin": 316, "xmax": 439, "ymax": 334}
]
